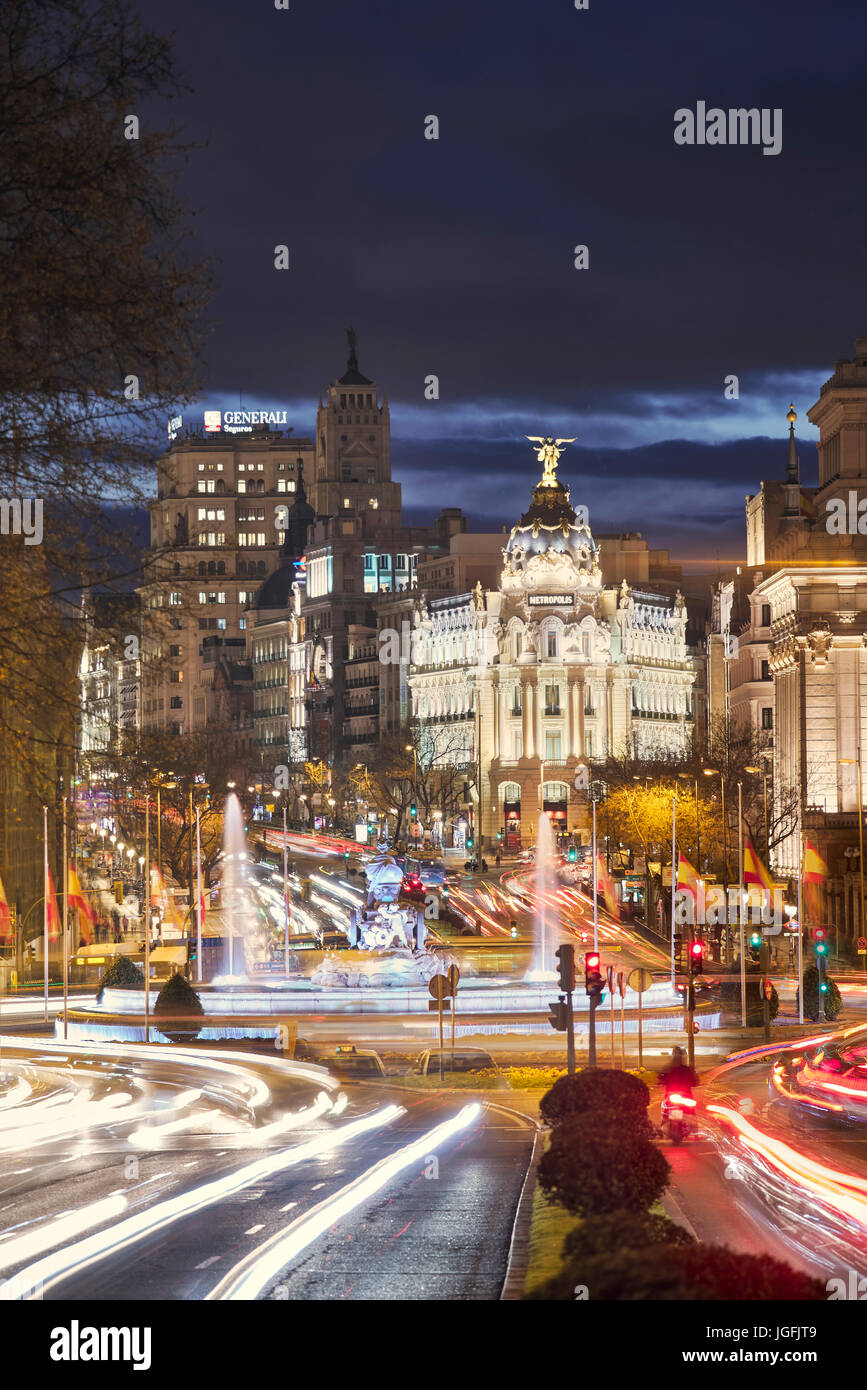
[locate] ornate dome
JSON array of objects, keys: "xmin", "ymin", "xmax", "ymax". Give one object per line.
[{"xmin": 501, "ymin": 437, "xmax": 600, "ymax": 594}]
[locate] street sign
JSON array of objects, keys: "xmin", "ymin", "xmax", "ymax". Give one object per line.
[
  {"xmin": 763, "ymin": 978, "xmax": 774, "ymax": 1001},
  {"xmin": 616, "ymin": 970, "xmax": 626, "ymax": 998},
  {"xmin": 429, "ymin": 973, "xmax": 449, "ymax": 1000},
  {"xmin": 605, "ymin": 964, "xmax": 615, "ymax": 991},
  {"xmin": 447, "ymin": 963, "xmax": 460, "ymax": 995},
  {"xmin": 859, "ymin": 936, "xmax": 867, "ymax": 955},
  {"xmin": 628, "ymin": 967, "xmax": 654, "ymax": 993}
]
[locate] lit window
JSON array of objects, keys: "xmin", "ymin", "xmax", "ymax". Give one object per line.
[
  {"xmin": 238, "ymin": 479, "xmax": 246, "ymax": 494},
  {"xmin": 198, "ymin": 592, "xmax": 207, "ymax": 605},
  {"xmin": 369, "ymin": 498, "xmax": 379, "ymax": 509},
  {"xmin": 197, "ymin": 481, "xmax": 206, "ymax": 494},
  {"xmin": 344, "ymin": 498, "xmax": 351, "ymax": 509}
]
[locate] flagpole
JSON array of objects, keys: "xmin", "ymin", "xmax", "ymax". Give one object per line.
[
  {"xmin": 196, "ymin": 806, "xmax": 203, "ymax": 984},
  {"xmin": 283, "ymin": 805, "xmax": 290, "ymax": 978},
  {"xmin": 738, "ymin": 781, "xmax": 746, "ymax": 1029},
  {"xmin": 671, "ymin": 786, "xmax": 677, "ymax": 990},
  {"xmin": 43, "ymin": 804, "xmax": 49, "ymax": 1023},
  {"xmin": 592, "ymin": 797, "xmax": 598, "ymax": 951},
  {"xmin": 144, "ymin": 795, "xmax": 150, "ymax": 1044},
  {"xmin": 62, "ymin": 798, "xmax": 68, "ymax": 1042}
]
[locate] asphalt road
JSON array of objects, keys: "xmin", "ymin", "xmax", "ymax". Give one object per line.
[{"xmin": 0, "ymin": 1040, "xmax": 534, "ymax": 1302}]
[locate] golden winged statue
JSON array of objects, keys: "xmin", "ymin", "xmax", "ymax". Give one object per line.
[{"xmin": 526, "ymin": 435, "xmax": 576, "ymax": 486}]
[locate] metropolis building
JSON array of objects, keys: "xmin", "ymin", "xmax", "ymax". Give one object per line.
[{"xmin": 409, "ymin": 440, "xmax": 701, "ymax": 849}]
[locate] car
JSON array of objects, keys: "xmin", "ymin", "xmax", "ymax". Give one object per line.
[
  {"xmin": 317, "ymin": 1044, "xmax": 387, "ymax": 1079},
  {"xmin": 413, "ymin": 1046, "xmax": 496, "ymax": 1076}
]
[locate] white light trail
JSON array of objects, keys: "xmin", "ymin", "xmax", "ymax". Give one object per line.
[
  {"xmin": 209, "ymin": 1103, "xmax": 481, "ymax": 1301},
  {"xmin": 0, "ymin": 1195, "xmax": 128, "ymax": 1273},
  {"xmin": 1, "ymin": 1105, "xmax": 404, "ymax": 1300}
]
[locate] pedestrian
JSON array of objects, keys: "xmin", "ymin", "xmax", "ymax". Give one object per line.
[
  {"xmin": 495, "ymin": 852, "xmax": 501, "ymax": 867},
  {"xmin": 481, "ymin": 857, "xmax": 489, "ymax": 873}
]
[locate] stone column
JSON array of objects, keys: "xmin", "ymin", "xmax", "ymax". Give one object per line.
[
  {"xmin": 571, "ymin": 680, "xmax": 581, "ymax": 758},
  {"xmin": 492, "ymin": 677, "xmax": 499, "ymax": 759},
  {"xmin": 524, "ymin": 681, "xmax": 534, "ymax": 759},
  {"xmin": 577, "ymin": 674, "xmax": 586, "ymax": 760},
  {"xmin": 535, "ymin": 675, "xmax": 543, "ymax": 762}
]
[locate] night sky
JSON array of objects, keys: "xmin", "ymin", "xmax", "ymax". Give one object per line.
[{"xmin": 142, "ymin": 0, "xmax": 867, "ymax": 568}]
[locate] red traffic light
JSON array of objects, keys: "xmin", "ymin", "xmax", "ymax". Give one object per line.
[
  {"xmin": 690, "ymin": 941, "xmax": 703, "ymax": 958},
  {"xmin": 585, "ymin": 951, "xmax": 600, "ymax": 971},
  {"xmin": 814, "ymin": 927, "xmax": 826, "ymax": 942}
]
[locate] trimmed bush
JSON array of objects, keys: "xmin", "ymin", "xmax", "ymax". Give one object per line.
[
  {"xmin": 539, "ymin": 1068, "xmax": 651, "ymax": 1132},
  {"xmin": 153, "ymin": 971, "xmax": 205, "ymax": 1042},
  {"xmin": 528, "ymin": 1240, "xmax": 827, "ymax": 1301},
  {"xmin": 798, "ymin": 965, "xmax": 842, "ymax": 1023},
  {"xmin": 96, "ymin": 954, "xmax": 144, "ymax": 1002},
  {"xmin": 538, "ymin": 1122, "xmax": 670, "ymax": 1216},
  {"xmin": 561, "ymin": 1212, "xmax": 694, "ymax": 1264}
]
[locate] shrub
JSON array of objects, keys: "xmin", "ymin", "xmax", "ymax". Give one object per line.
[
  {"xmin": 528, "ymin": 1241, "xmax": 827, "ymax": 1301},
  {"xmin": 96, "ymin": 954, "xmax": 144, "ymax": 1002},
  {"xmin": 798, "ymin": 965, "xmax": 842, "ymax": 1023},
  {"xmin": 561, "ymin": 1212, "xmax": 694, "ymax": 1264},
  {"xmin": 539, "ymin": 1068, "xmax": 651, "ymax": 1132},
  {"xmin": 153, "ymin": 971, "xmax": 205, "ymax": 1042},
  {"xmin": 538, "ymin": 1122, "xmax": 670, "ymax": 1216}
]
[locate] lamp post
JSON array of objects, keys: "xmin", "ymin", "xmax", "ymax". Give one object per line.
[
  {"xmin": 840, "ymin": 756, "xmax": 865, "ymax": 964},
  {"xmin": 677, "ymin": 772, "xmax": 700, "ymax": 872},
  {"xmin": 703, "ymin": 767, "xmax": 728, "ymax": 960}
]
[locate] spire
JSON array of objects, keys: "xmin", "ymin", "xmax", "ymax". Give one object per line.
[{"xmin": 337, "ymin": 326, "xmax": 372, "ymax": 386}]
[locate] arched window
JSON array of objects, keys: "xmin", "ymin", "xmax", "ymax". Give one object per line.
[
  {"xmin": 500, "ymin": 781, "xmax": 521, "ymax": 803},
  {"xmin": 198, "ymin": 562, "xmax": 206, "ymax": 577},
  {"xmin": 208, "ymin": 561, "xmax": 216, "ymax": 576},
  {"xmin": 217, "ymin": 561, "xmax": 226, "ymax": 576},
  {"xmin": 257, "ymin": 561, "xmax": 266, "ymax": 574},
  {"xmin": 238, "ymin": 560, "xmax": 247, "ymax": 576}
]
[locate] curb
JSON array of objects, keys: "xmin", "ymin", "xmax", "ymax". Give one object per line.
[{"xmin": 500, "ymin": 1120, "xmax": 544, "ymax": 1301}]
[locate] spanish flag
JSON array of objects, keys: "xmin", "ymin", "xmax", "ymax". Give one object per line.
[
  {"xmin": 45, "ymin": 868, "xmax": 61, "ymax": 941},
  {"xmin": 0, "ymin": 871, "xmax": 12, "ymax": 942},
  {"xmin": 803, "ymin": 840, "xmax": 828, "ymax": 884},
  {"xmin": 676, "ymin": 854, "xmax": 700, "ymax": 899},
  {"xmin": 596, "ymin": 853, "xmax": 618, "ymax": 918},
  {"xmin": 743, "ymin": 837, "xmax": 774, "ymax": 895},
  {"xmin": 803, "ymin": 839, "xmax": 828, "ymax": 921},
  {"xmin": 68, "ymin": 863, "xmax": 95, "ymax": 943}
]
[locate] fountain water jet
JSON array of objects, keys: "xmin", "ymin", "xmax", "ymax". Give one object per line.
[
  {"xmin": 220, "ymin": 793, "xmax": 267, "ymax": 979},
  {"xmin": 525, "ymin": 812, "xmax": 558, "ymax": 981}
]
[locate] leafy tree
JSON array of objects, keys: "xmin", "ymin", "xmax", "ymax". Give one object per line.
[
  {"xmin": 538, "ymin": 1123, "xmax": 670, "ymax": 1217},
  {"xmin": 153, "ymin": 971, "xmax": 205, "ymax": 1042},
  {"xmin": 539, "ymin": 1068, "xmax": 651, "ymax": 1137},
  {"xmin": 97, "ymin": 953, "xmax": 144, "ymax": 1001},
  {"xmin": 528, "ymin": 1241, "xmax": 827, "ymax": 1301},
  {"xmin": 797, "ymin": 965, "xmax": 843, "ymax": 1023}
]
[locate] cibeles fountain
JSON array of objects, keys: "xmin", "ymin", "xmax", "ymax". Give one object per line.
[{"xmin": 309, "ymin": 841, "xmax": 456, "ymax": 990}]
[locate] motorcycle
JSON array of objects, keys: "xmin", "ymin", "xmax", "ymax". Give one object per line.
[{"xmin": 662, "ymin": 1090, "xmax": 697, "ymax": 1144}]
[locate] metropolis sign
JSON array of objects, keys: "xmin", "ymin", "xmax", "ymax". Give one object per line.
[
  {"xmin": 204, "ymin": 408, "xmax": 290, "ymax": 435},
  {"xmin": 528, "ymin": 594, "xmax": 574, "ymax": 607}
]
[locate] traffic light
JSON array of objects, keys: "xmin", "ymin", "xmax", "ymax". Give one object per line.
[
  {"xmin": 568, "ymin": 846, "xmax": 577, "ymax": 863},
  {"xmin": 441, "ymin": 885, "xmax": 449, "ymax": 905},
  {"xmin": 584, "ymin": 950, "xmax": 603, "ymax": 999},
  {"xmin": 410, "ymin": 803, "xmax": 417, "ymax": 820},
  {"xmin": 814, "ymin": 926, "xmax": 827, "ymax": 957},
  {"xmin": 749, "ymin": 931, "xmax": 762, "ymax": 964},
  {"xmin": 510, "ymin": 922, "xmax": 518, "ymax": 939},
  {"xmin": 466, "ymin": 835, "xmax": 474, "ymax": 851},
  {"xmin": 496, "ymin": 829, "xmax": 503, "ymax": 842},
  {"xmin": 547, "ymin": 997, "xmax": 568, "ymax": 1031},
  {"xmin": 555, "ymin": 943, "xmax": 575, "ymax": 992},
  {"xmin": 689, "ymin": 940, "xmax": 703, "ymax": 976}
]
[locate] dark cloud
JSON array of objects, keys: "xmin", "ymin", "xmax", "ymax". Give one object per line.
[{"xmin": 140, "ymin": 0, "xmax": 866, "ymax": 558}]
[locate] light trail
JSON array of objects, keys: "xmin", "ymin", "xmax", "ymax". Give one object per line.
[
  {"xmin": 1, "ymin": 1104, "xmax": 405, "ymax": 1300},
  {"xmin": 208, "ymin": 1103, "xmax": 482, "ymax": 1300},
  {"xmin": 0, "ymin": 1196, "xmax": 128, "ymax": 1274}
]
